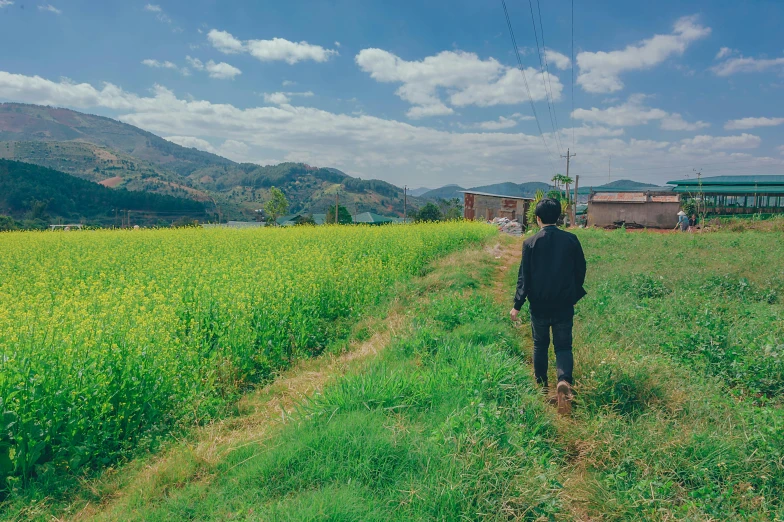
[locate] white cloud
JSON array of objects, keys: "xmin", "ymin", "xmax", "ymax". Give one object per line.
[
  {"xmin": 0, "ymin": 1, "xmax": 14, "ymax": 7},
  {"xmin": 207, "ymin": 29, "xmax": 338, "ymax": 64},
  {"xmin": 2, "ymin": 69, "xmax": 780, "ymax": 187},
  {"xmin": 262, "ymin": 91, "xmax": 315, "ymax": 105},
  {"xmin": 185, "ymin": 56, "xmax": 203, "ymax": 69},
  {"xmin": 207, "ymin": 29, "xmax": 244, "ymax": 54},
  {"xmin": 577, "ymin": 15, "xmax": 710, "ymax": 93},
  {"xmin": 725, "ymin": 117, "xmax": 784, "ymax": 130},
  {"xmin": 142, "ymin": 59, "xmax": 178, "ymax": 70},
  {"xmin": 671, "ymin": 133, "xmax": 762, "ymax": 153},
  {"xmin": 660, "ymin": 113, "xmax": 710, "ymax": 132},
  {"xmin": 356, "ymin": 48, "xmax": 562, "ymax": 119},
  {"xmin": 715, "ymin": 47, "xmax": 735, "ymax": 60},
  {"xmin": 263, "ymin": 92, "xmax": 291, "ymax": 105},
  {"xmin": 477, "ymin": 117, "xmax": 517, "ymax": 130},
  {"xmin": 185, "ymin": 56, "xmax": 241, "ymax": 79},
  {"xmin": 334, "ymin": 41, "xmax": 341, "ymax": 48},
  {"xmin": 204, "ymin": 61, "xmax": 241, "ymax": 80},
  {"xmin": 282, "ymin": 80, "xmax": 296, "ymax": 86},
  {"xmin": 557, "ymin": 126, "xmax": 625, "ymax": 138},
  {"xmin": 544, "ymin": 49, "xmax": 571, "ymax": 70},
  {"xmin": 712, "ymin": 55, "xmax": 784, "ymax": 76},
  {"xmin": 778, "ymin": 145, "xmax": 784, "ymax": 155},
  {"xmin": 164, "ymin": 135, "xmax": 216, "ymax": 153},
  {"xmin": 572, "ymin": 94, "xmax": 709, "ymax": 131},
  {"xmin": 38, "ymin": 4, "xmax": 61, "ymax": 14},
  {"xmin": 144, "ymin": 3, "xmax": 173, "ymax": 25}
]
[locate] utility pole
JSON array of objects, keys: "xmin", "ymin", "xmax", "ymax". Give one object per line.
[
  {"xmin": 609, "ymin": 156, "xmax": 611, "ymax": 184},
  {"xmin": 404, "ymin": 186, "xmax": 408, "ymax": 224},
  {"xmin": 561, "ymin": 148, "xmax": 577, "ymax": 224},
  {"xmin": 335, "ymin": 190, "xmax": 339, "ymax": 224},
  {"xmin": 572, "ymin": 175, "xmax": 580, "ymax": 227}
]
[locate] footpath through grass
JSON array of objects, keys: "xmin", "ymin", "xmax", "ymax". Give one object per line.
[
  {"xmin": 508, "ymin": 229, "xmax": 784, "ymax": 520},
  {"xmin": 38, "ymin": 237, "xmax": 566, "ymax": 521},
  {"xmin": 9, "ymin": 228, "xmax": 784, "ymax": 521}
]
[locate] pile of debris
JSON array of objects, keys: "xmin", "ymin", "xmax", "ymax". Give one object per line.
[{"xmin": 490, "ymin": 217, "xmax": 523, "ymax": 236}]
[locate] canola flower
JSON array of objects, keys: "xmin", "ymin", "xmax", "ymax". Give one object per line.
[{"xmin": 0, "ymin": 222, "xmax": 494, "ymax": 486}]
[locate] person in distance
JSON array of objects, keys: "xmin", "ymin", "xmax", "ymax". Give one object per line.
[{"xmin": 510, "ymin": 198, "xmax": 587, "ymax": 415}]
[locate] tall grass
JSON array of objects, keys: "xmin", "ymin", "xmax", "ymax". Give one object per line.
[
  {"xmin": 0, "ymin": 223, "xmax": 494, "ymax": 491},
  {"xmin": 510, "ymin": 229, "xmax": 784, "ymax": 519}
]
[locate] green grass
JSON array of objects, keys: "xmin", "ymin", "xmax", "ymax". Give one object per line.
[
  {"xmin": 509, "ymin": 229, "xmax": 784, "ymax": 520},
  {"xmin": 71, "ymin": 242, "xmax": 567, "ymax": 521},
  {"xmin": 7, "ymin": 228, "xmax": 784, "ymax": 521}
]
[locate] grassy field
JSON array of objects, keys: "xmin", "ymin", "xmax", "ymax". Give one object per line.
[
  {"xmin": 3, "ymin": 226, "xmax": 784, "ymax": 520},
  {"xmin": 0, "ymin": 223, "xmax": 494, "ymax": 503}
]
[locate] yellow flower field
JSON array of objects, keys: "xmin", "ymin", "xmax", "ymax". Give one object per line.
[{"xmin": 0, "ymin": 222, "xmax": 494, "ymax": 486}]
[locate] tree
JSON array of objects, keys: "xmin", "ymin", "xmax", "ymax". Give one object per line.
[
  {"xmin": 526, "ymin": 190, "xmax": 545, "ymax": 228},
  {"xmin": 416, "ymin": 202, "xmax": 443, "ymax": 222},
  {"xmin": 293, "ymin": 214, "xmax": 316, "ymax": 226},
  {"xmin": 0, "ymin": 215, "xmax": 17, "ymax": 231},
  {"xmin": 264, "ymin": 187, "xmax": 289, "ymax": 225},
  {"xmin": 326, "ymin": 204, "xmax": 353, "ymax": 224},
  {"xmin": 437, "ymin": 198, "xmax": 463, "ymax": 221}
]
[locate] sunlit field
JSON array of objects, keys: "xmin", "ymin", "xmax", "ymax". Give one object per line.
[{"xmin": 0, "ymin": 223, "xmax": 494, "ymax": 489}]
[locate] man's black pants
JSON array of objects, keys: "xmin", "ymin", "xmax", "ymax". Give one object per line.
[{"xmin": 530, "ymin": 306, "xmax": 574, "ymax": 386}]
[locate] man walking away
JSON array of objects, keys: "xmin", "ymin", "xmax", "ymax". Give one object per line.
[{"xmin": 510, "ymin": 198, "xmax": 587, "ymax": 415}]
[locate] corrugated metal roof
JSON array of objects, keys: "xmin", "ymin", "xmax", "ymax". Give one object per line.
[
  {"xmin": 650, "ymin": 195, "xmax": 680, "ymax": 203},
  {"xmin": 460, "ymin": 190, "xmax": 534, "ymax": 200},
  {"xmin": 591, "ymin": 192, "xmax": 648, "ymax": 203},
  {"xmin": 668, "ymin": 175, "xmax": 784, "ymax": 186},
  {"xmin": 671, "ymin": 185, "xmax": 784, "ymax": 194},
  {"xmin": 590, "ymin": 192, "xmax": 680, "ymax": 203},
  {"xmin": 352, "ymin": 212, "xmax": 396, "ymax": 223}
]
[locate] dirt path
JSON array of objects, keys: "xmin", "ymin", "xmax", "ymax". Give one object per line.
[
  {"xmin": 488, "ymin": 236, "xmax": 596, "ymax": 521},
  {"xmin": 69, "ymin": 312, "xmax": 406, "ymax": 521}
]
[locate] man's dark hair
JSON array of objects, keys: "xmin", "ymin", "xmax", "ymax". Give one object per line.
[{"xmin": 535, "ymin": 198, "xmax": 561, "ymax": 225}]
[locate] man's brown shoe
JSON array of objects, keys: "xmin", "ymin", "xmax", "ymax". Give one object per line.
[{"xmin": 556, "ymin": 380, "xmax": 572, "ymax": 416}]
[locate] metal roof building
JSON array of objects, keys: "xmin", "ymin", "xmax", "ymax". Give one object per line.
[
  {"xmin": 461, "ymin": 191, "xmax": 533, "ymax": 226},
  {"xmin": 352, "ymin": 212, "xmax": 402, "ymax": 225},
  {"xmin": 667, "ymin": 175, "xmax": 784, "ymax": 215},
  {"xmin": 587, "ymin": 191, "xmax": 681, "ymax": 229}
]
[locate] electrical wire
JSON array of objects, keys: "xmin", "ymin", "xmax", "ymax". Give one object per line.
[
  {"xmin": 527, "ymin": 0, "xmax": 563, "ymax": 155},
  {"xmin": 536, "ymin": 0, "xmax": 564, "ymax": 151},
  {"xmin": 501, "ymin": 0, "xmax": 558, "ymax": 176},
  {"xmin": 570, "ymin": 0, "xmax": 576, "ymax": 149}
]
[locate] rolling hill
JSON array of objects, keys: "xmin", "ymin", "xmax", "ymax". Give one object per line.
[
  {"xmin": 0, "ymin": 159, "xmax": 207, "ymax": 228},
  {"xmin": 0, "ymin": 103, "xmax": 424, "ymax": 219},
  {"xmin": 421, "ymin": 181, "xmax": 551, "ymax": 201}
]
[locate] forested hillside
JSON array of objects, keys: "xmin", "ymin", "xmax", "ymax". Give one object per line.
[
  {"xmin": 0, "ymin": 159, "xmax": 207, "ymax": 228},
  {"xmin": 0, "ymin": 104, "xmax": 423, "ymax": 218}
]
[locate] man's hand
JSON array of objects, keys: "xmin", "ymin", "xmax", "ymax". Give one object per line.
[{"xmin": 509, "ymin": 308, "xmax": 519, "ymax": 321}]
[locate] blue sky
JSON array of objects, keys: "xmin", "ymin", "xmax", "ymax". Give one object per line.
[{"xmin": 1, "ymin": 0, "xmax": 783, "ymax": 188}]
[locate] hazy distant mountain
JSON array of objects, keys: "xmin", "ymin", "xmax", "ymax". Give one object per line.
[
  {"xmin": 422, "ymin": 181, "xmax": 551, "ymax": 201},
  {"xmin": 470, "ymin": 181, "xmax": 551, "ymax": 197},
  {"xmin": 420, "ymin": 184, "xmax": 466, "ymax": 200},
  {"xmin": 577, "ymin": 179, "xmax": 670, "ymax": 194},
  {"xmin": 408, "ymin": 187, "xmax": 432, "ymax": 197},
  {"xmin": 0, "ymin": 103, "xmax": 423, "ymax": 219}
]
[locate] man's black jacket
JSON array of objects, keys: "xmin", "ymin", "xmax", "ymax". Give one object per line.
[{"xmin": 513, "ymin": 225, "xmax": 587, "ymax": 314}]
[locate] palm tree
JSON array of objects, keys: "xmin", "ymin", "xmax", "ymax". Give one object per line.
[{"xmin": 561, "ymin": 175, "xmax": 573, "ymax": 203}]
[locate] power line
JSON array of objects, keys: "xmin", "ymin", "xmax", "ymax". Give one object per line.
[
  {"xmin": 536, "ymin": 0, "xmax": 564, "ymax": 151},
  {"xmin": 571, "ymin": 156, "xmax": 784, "ymax": 177},
  {"xmin": 527, "ymin": 0, "xmax": 562, "ymax": 156},
  {"xmin": 501, "ymin": 0, "xmax": 558, "ymax": 176},
  {"xmin": 570, "ymin": 0, "xmax": 576, "ymax": 149}
]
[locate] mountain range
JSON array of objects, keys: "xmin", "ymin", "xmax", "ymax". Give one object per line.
[
  {"xmin": 0, "ymin": 103, "xmax": 670, "ymax": 223},
  {"xmin": 0, "ymin": 103, "xmax": 423, "ymax": 220}
]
